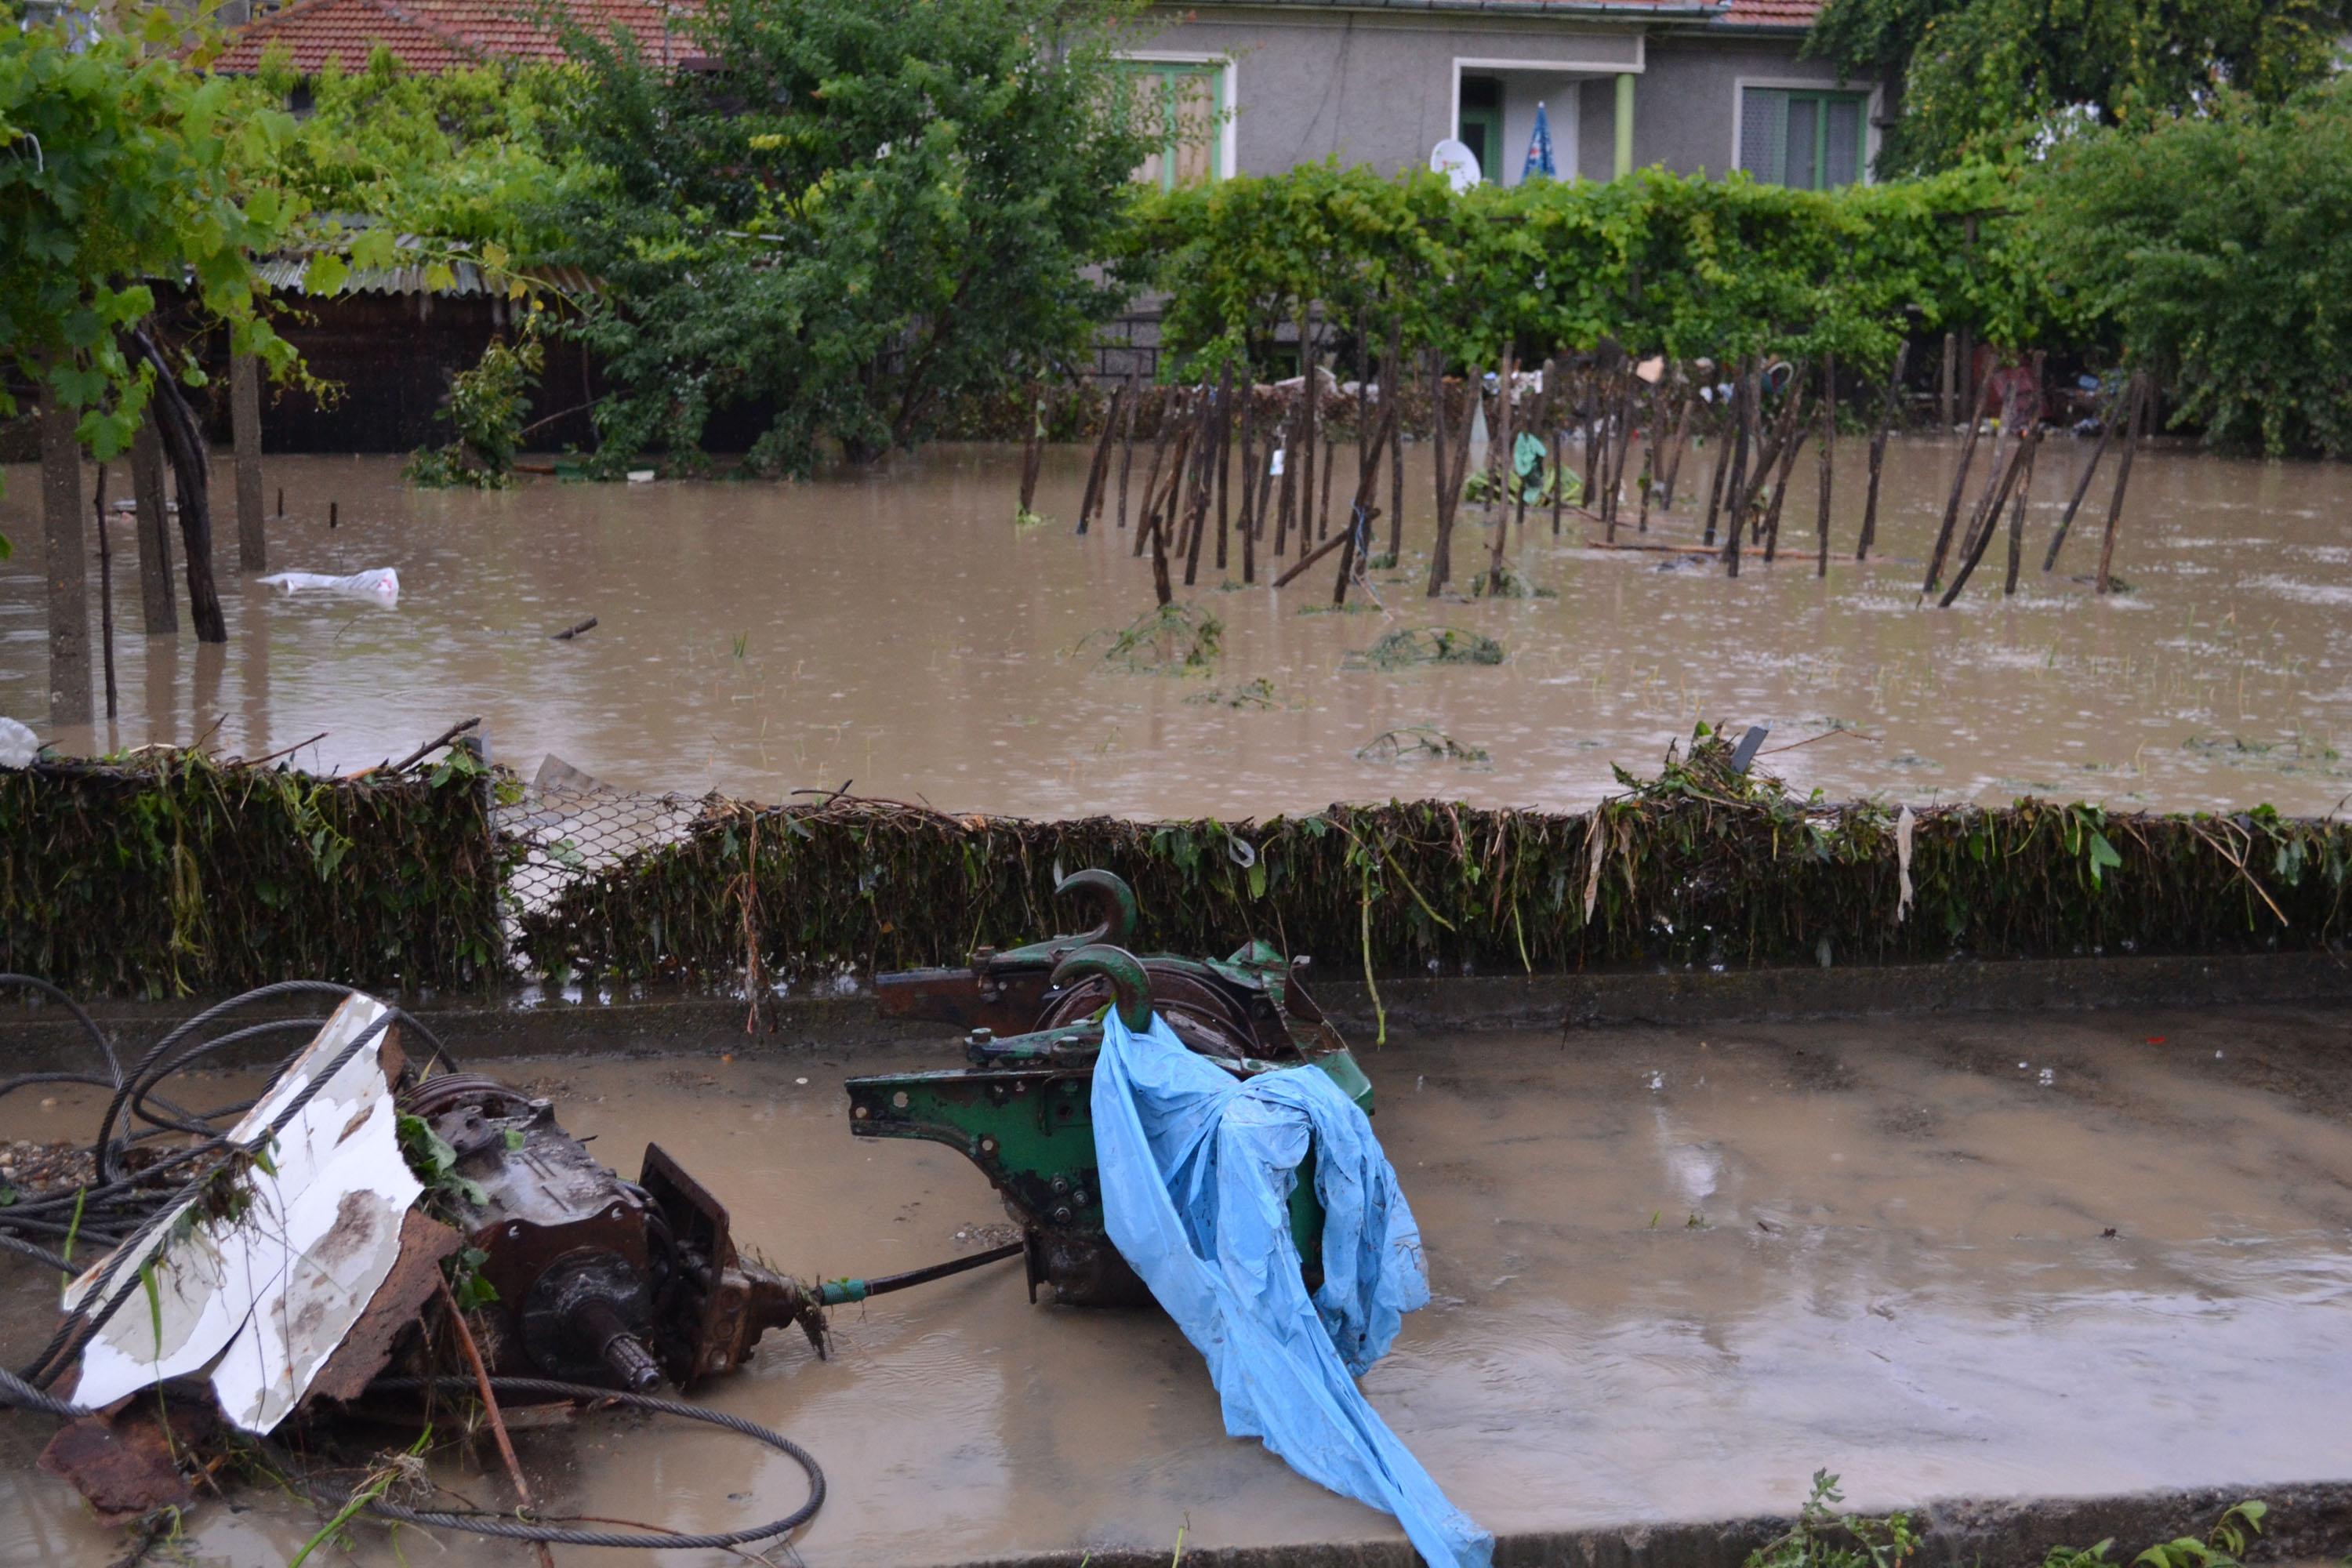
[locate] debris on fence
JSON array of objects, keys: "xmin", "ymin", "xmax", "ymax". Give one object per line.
[{"xmin": 258, "ymin": 568, "xmax": 400, "ymax": 605}]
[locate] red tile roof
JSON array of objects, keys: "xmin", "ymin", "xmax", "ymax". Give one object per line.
[
  {"xmin": 1716, "ymin": 0, "xmax": 1824, "ymax": 27},
  {"xmin": 212, "ymin": 0, "xmax": 691, "ymax": 75}
]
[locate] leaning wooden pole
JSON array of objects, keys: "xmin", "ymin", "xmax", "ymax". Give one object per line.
[
  {"xmin": 2095, "ymin": 371, "xmax": 2150, "ymax": 596},
  {"xmin": 1816, "ymin": 355, "xmax": 1835, "ymax": 579},
  {"xmin": 1921, "ymin": 391, "xmax": 1989, "ymax": 594},
  {"xmin": 1113, "ymin": 365, "xmax": 1140, "ymax": 531},
  {"xmin": 1077, "ymin": 383, "xmax": 1123, "ymax": 533},
  {"xmin": 2042, "ymin": 379, "xmax": 2123, "ymax": 572},
  {"xmin": 2003, "ymin": 421, "xmax": 2041, "ymax": 596},
  {"xmin": 131, "ymin": 327, "xmax": 226, "ymax": 643},
  {"xmin": 1857, "ymin": 341, "xmax": 1909, "ymax": 561}
]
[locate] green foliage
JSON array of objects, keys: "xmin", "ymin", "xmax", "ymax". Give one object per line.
[
  {"xmin": 2020, "ymin": 79, "xmax": 2352, "ymax": 456},
  {"xmin": 1087, "ymin": 602, "xmax": 1225, "ymax": 674},
  {"xmin": 406, "ymin": 323, "xmax": 546, "ymax": 488},
  {"xmin": 1744, "ymin": 1471, "xmax": 1916, "ymax": 1568},
  {"xmin": 0, "ymin": 10, "xmax": 299, "ymax": 466},
  {"xmin": 1133, "ymin": 162, "xmax": 2048, "ymax": 384},
  {"xmin": 245, "ymin": 45, "xmax": 588, "ymax": 254},
  {"xmin": 1344, "ymin": 627, "xmax": 1505, "ymax": 670},
  {"xmin": 0, "ymin": 750, "xmax": 510, "ymax": 996},
  {"xmin": 1806, "ymin": 0, "xmax": 2352, "ymax": 175},
  {"xmin": 2042, "ymin": 1501, "xmax": 2267, "ymax": 1568},
  {"xmin": 539, "ymin": 0, "xmax": 1152, "ymax": 476}
]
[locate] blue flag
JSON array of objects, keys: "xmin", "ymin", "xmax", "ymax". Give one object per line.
[{"xmin": 1521, "ymin": 100, "xmax": 1557, "ymax": 181}]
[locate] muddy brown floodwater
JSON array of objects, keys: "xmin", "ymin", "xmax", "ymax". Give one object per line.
[
  {"xmin": 4, "ymin": 435, "xmax": 2352, "ymax": 817},
  {"xmin": 2, "ymin": 1007, "xmax": 2349, "ymax": 1566}
]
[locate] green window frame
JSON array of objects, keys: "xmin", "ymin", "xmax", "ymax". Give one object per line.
[
  {"xmin": 1738, "ymin": 87, "xmax": 1868, "ymax": 190},
  {"xmin": 1116, "ymin": 60, "xmax": 1227, "ymax": 191}
]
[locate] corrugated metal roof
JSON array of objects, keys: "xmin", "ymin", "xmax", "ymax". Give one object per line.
[{"xmin": 254, "ymin": 248, "xmax": 597, "ymax": 299}]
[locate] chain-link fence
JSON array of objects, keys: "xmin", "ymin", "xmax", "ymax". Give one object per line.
[{"xmin": 497, "ymin": 756, "xmax": 709, "ymax": 920}]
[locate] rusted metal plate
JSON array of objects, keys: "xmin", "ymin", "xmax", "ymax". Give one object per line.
[
  {"xmin": 38, "ymin": 1399, "xmax": 216, "ymax": 1524},
  {"xmin": 304, "ymin": 1210, "xmax": 464, "ymax": 1406}
]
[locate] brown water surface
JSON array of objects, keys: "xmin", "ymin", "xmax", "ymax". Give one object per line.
[
  {"xmin": 2, "ymin": 436, "xmax": 2349, "ymax": 815},
  {"xmin": 1, "ymin": 1007, "xmax": 2348, "ymax": 1564}
]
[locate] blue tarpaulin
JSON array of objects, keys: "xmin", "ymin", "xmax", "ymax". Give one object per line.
[{"xmin": 1091, "ymin": 1011, "xmax": 1493, "ymax": 1568}]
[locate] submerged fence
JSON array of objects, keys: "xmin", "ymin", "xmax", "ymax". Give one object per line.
[{"xmin": 5, "ymin": 738, "xmax": 2346, "ymax": 998}]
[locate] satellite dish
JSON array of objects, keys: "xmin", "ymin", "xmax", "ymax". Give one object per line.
[{"xmin": 1430, "ymin": 137, "xmax": 1481, "ymax": 193}]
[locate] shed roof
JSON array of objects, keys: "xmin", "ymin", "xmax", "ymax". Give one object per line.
[{"xmin": 212, "ymin": 0, "xmax": 690, "ymax": 75}]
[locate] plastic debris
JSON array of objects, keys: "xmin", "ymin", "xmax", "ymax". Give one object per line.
[
  {"xmin": 64, "ymin": 995, "xmax": 421, "ymax": 1433},
  {"xmin": 0, "ymin": 717, "xmax": 39, "ymax": 769},
  {"xmin": 1091, "ymin": 1011, "xmax": 1492, "ymax": 1568},
  {"xmin": 258, "ymin": 568, "xmax": 400, "ymax": 606}
]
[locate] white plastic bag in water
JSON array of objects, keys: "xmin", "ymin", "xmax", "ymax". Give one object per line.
[{"xmin": 258, "ymin": 568, "xmax": 399, "ymax": 606}]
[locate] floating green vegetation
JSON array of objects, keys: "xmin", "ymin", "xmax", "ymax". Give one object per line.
[
  {"xmin": 2183, "ymin": 732, "xmax": 2345, "ymax": 775},
  {"xmin": 1355, "ymin": 726, "xmax": 1490, "ymax": 767},
  {"xmin": 1343, "ymin": 626, "xmax": 1505, "ymax": 670},
  {"xmin": 1083, "ymin": 603, "xmax": 1224, "ymax": 675},
  {"xmin": 1186, "ymin": 677, "xmax": 1281, "ymax": 710},
  {"xmin": 1472, "ymin": 564, "xmax": 1555, "ymax": 601},
  {"xmin": 1013, "ymin": 506, "xmax": 1052, "ymax": 532},
  {"xmin": 1296, "ymin": 600, "xmax": 1381, "ymax": 616}
]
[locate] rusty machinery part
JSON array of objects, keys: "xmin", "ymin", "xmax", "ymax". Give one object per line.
[
  {"xmin": 402, "ymin": 1076, "xmax": 669, "ymax": 1392},
  {"xmin": 638, "ymin": 1142, "xmax": 826, "ymax": 1386}
]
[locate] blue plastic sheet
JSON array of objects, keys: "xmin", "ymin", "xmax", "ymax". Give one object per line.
[{"xmin": 1091, "ymin": 1011, "xmax": 1492, "ymax": 1568}]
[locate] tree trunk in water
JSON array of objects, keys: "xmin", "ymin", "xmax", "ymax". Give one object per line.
[
  {"xmin": 1858, "ymin": 342, "xmax": 1908, "ymax": 561},
  {"xmin": 1815, "ymin": 355, "xmax": 1835, "ymax": 579},
  {"xmin": 132, "ymin": 328, "xmax": 227, "ymax": 642},
  {"xmin": 39, "ymin": 395, "xmax": 93, "ymax": 727},
  {"xmin": 130, "ymin": 416, "xmax": 176, "ymax": 634},
  {"xmin": 232, "ymin": 350, "xmax": 267, "ymax": 573}
]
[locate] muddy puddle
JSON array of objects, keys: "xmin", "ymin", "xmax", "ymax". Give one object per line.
[
  {"xmin": 4, "ymin": 436, "xmax": 2351, "ymax": 816},
  {"xmin": 3, "ymin": 1006, "xmax": 2348, "ymax": 1564}
]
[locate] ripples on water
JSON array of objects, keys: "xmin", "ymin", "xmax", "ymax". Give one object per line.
[{"xmin": 2, "ymin": 435, "xmax": 2347, "ymax": 818}]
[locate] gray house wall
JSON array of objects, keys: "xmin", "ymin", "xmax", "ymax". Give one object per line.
[
  {"xmin": 1129, "ymin": 8, "xmax": 1641, "ymax": 180},
  {"xmin": 1130, "ymin": 5, "xmax": 1862, "ymax": 187}
]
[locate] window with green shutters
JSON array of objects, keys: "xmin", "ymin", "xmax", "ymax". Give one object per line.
[
  {"xmin": 1117, "ymin": 60, "xmax": 1226, "ymax": 191},
  {"xmin": 1738, "ymin": 88, "xmax": 1868, "ymax": 188}
]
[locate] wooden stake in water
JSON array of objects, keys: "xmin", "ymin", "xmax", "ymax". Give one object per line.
[
  {"xmin": 1115, "ymin": 364, "xmax": 1140, "ymax": 531},
  {"xmin": 1272, "ymin": 390, "xmax": 1299, "ymax": 558},
  {"xmin": 1922, "ymin": 390, "xmax": 1988, "ymax": 593},
  {"xmin": 1658, "ymin": 376, "xmax": 1696, "ymax": 513},
  {"xmin": 1387, "ymin": 318, "xmax": 1407, "ymax": 564},
  {"xmin": 1017, "ymin": 383, "xmax": 1047, "ymax": 521},
  {"xmin": 1299, "ymin": 318, "xmax": 1320, "ymax": 545},
  {"xmin": 1721, "ymin": 367, "xmax": 1752, "ymax": 577},
  {"xmin": 1184, "ymin": 372, "xmax": 1229, "ymax": 586},
  {"xmin": 2043, "ymin": 376, "xmax": 2122, "ymax": 572},
  {"xmin": 1238, "ymin": 391, "xmax": 1259, "ymax": 585},
  {"xmin": 93, "ymin": 464, "xmax": 118, "ymax": 721},
  {"xmin": 1215, "ymin": 372, "xmax": 1234, "ymax": 571},
  {"xmin": 1937, "ymin": 385, "xmax": 2031, "ymax": 608},
  {"xmin": 2095, "ymin": 370, "xmax": 2149, "ymax": 596},
  {"xmin": 1858, "ymin": 341, "xmax": 1909, "ymax": 561},
  {"xmin": 1077, "ymin": 382, "xmax": 1123, "ymax": 534},
  {"xmin": 1939, "ymin": 331, "xmax": 1956, "ymax": 429},
  {"xmin": 1134, "ymin": 392, "xmax": 1179, "ymax": 558},
  {"xmin": 1701, "ymin": 381, "xmax": 1733, "ymax": 546},
  {"xmin": 1486, "ymin": 347, "xmax": 1518, "ymax": 595},
  {"xmin": 1815, "ymin": 354, "xmax": 1835, "ymax": 579},
  {"xmin": 2003, "ymin": 419, "xmax": 2039, "ymax": 596}
]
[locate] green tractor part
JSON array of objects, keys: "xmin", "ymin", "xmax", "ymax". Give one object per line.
[{"xmin": 848, "ymin": 875, "xmax": 1371, "ymax": 1307}]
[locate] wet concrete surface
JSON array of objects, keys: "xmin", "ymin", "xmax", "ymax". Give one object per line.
[
  {"xmin": 8, "ymin": 437, "xmax": 2352, "ymax": 818},
  {"xmin": 2, "ymin": 1004, "xmax": 2350, "ymax": 1565}
]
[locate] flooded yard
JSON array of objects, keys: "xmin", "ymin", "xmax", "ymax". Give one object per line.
[
  {"xmin": 4, "ymin": 1005, "xmax": 2349, "ymax": 1565},
  {"xmin": 3, "ymin": 434, "xmax": 2349, "ymax": 817}
]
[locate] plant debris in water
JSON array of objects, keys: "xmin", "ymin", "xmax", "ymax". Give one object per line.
[
  {"xmin": 1186, "ymin": 677, "xmax": 1281, "ymax": 710},
  {"xmin": 1472, "ymin": 563, "xmax": 1555, "ymax": 600},
  {"xmin": 1343, "ymin": 626, "xmax": 1504, "ymax": 670},
  {"xmin": 1083, "ymin": 603, "xmax": 1225, "ymax": 674},
  {"xmin": 1356, "ymin": 726, "xmax": 1490, "ymax": 767}
]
